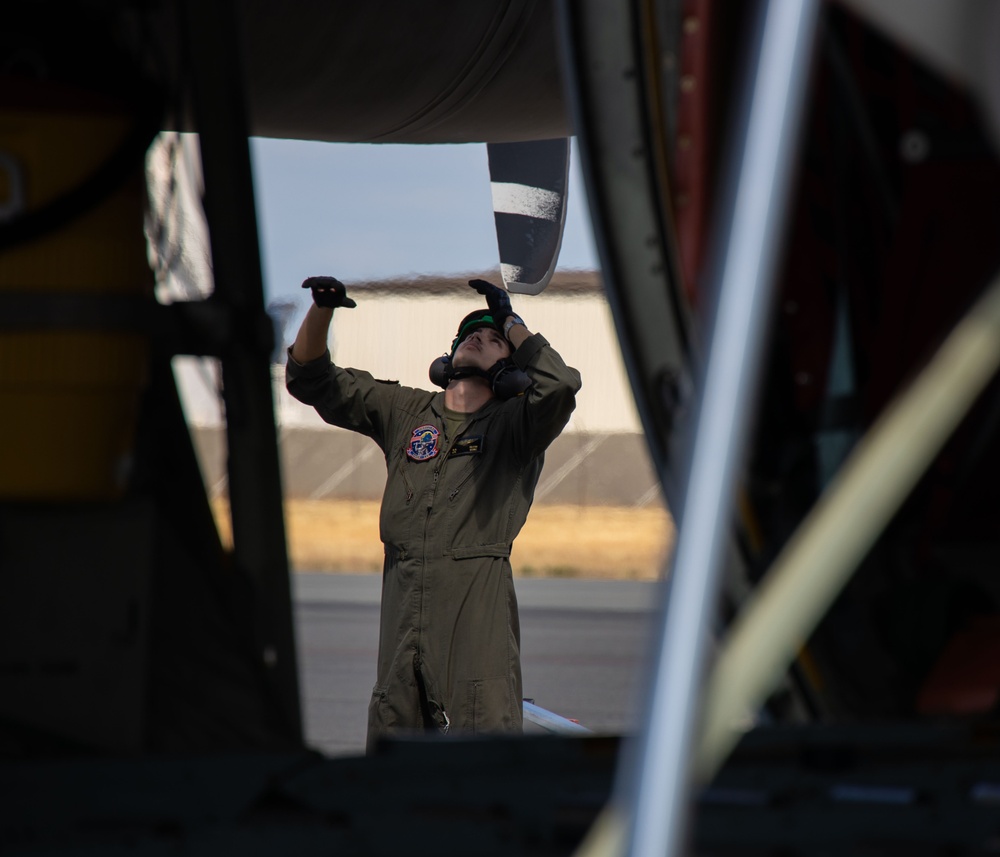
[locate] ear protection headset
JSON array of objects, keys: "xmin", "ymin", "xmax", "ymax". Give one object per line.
[{"xmin": 428, "ymin": 309, "xmax": 531, "ymax": 399}]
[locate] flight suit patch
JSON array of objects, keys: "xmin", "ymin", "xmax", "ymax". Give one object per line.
[
  {"xmin": 406, "ymin": 425, "xmax": 440, "ymax": 461},
  {"xmin": 449, "ymin": 436, "xmax": 485, "ymax": 457}
]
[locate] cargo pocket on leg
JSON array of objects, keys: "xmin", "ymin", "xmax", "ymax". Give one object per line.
[{"xmin": 460, "ymin": 677, "xmax": 513, "ymax": 735}]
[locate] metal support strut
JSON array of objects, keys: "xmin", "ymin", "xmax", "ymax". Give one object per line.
[{"xmin": 624, "ymin": 3, "xmax": 821, "ymax": 856}]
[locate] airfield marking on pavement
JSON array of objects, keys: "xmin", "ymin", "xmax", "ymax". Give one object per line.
[
  {"xmin": 309, "ymin": 444, "xmax": 379, "ymax": 499},
  {"xmin": 534, "ymin": 434, "xmax": 607, "ymax": 501},
  {"xmin": 633, "ymin": 482, "xmax": 663, "ymax": 508}
]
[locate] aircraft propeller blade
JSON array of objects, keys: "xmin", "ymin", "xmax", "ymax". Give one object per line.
[{"xmin": 487, "ymin": 137, "xmax": 570, "ymax": 295}]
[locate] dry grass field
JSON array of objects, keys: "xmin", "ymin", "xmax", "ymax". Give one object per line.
[{"xmin": 211, "ymin": 498, "xmax": 674, "ymax": 580}]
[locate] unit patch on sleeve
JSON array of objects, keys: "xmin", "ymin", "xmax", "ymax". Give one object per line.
[
  {"xmin": 406, "ymin": 424, "xmax": 440, "ymax": 461},
  {"xmin": 449, "ymin": 435, "xmax": 485, "ymax": 457}
]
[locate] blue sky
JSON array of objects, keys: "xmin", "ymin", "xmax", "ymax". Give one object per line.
[{"xmin": 249, "ymin": 137, "xmax": 599, "ymax": 309}]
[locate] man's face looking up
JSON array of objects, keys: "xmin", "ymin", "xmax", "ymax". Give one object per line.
[{"xmin": 453, "ymin": 326, "xmax": 512, "ymax": 371}]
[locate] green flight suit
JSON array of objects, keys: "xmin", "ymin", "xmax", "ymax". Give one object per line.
[{"xmin": 286, "ymin": 332, "xmax": 581, "ymax": 747}]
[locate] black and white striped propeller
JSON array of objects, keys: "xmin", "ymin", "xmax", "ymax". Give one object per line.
[{"xmin": 486, "ymin": 137, "xmax": 570, "ymax": 295}]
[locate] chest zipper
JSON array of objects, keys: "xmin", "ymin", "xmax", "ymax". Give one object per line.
[{"xmin": 447, "ymin": 458, "xmax": 482, "ymax": 501}]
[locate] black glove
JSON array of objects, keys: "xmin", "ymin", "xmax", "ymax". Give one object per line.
[
  {"xmin": 468, "ymin": 278, "xmax": 513, "ymax": 324},
  {"xmin": 302, "ymin": 276, "xmax": 357, "ymax": 309}
]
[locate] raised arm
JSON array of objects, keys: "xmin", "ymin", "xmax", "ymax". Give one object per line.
[
  {"xmin": 467, "ymin": 279, "xmax": 581, "ymax": 457},
  {"xmin": 289, "ymin": 276, "xmax": 356, "ymax": 364},
  {"xmin": 285, "ymin": 276, "xmax": 405, "ymax": 446}
]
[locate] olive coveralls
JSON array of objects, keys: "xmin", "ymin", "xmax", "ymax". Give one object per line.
[{"xmin": 286, "ymin": 332, "xmax": 581, "ymax": 748}]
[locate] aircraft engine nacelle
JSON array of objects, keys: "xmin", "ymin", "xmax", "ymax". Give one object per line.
[{"xmin": 229, "ymin": 0, "xmax": 573, "ymax": 145}]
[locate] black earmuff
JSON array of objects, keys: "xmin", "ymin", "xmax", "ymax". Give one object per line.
[
  {"xmin": 429, "ymin": 354, "xmax": 452, "ymax": 389},
  {"xmin": 427, "ymin": 354, "xmax": 530, "ymax": 399},
  {"xmin": 488, "ymin": 360, "xmax": 532, "ymax": 399}
]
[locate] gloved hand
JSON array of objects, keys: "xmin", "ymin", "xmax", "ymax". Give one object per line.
[
  {"xmin": 468, "ymin": 278, "xmax": 513, "ymax": 324},
  {"xmin": 302, "ymin": 276, "xmax": 357, "ymax": 309}
]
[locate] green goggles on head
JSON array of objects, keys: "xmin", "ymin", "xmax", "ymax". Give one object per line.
[{"xmin": 450, "ymin": 310, "xmax": 499, "ymax": 354}]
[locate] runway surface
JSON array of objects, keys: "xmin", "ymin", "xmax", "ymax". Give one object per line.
[{"xmin": 292, "ymin": 572, "xmax": 663, "ymax": 757}]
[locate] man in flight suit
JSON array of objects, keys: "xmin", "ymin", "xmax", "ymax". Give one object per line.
[{"xmin": 286, "ymin": 275, "xmax": 581, "ymax": 749}]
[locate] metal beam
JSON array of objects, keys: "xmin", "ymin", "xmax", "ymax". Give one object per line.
[
  {"xmin": 179, "ymin": 0, "xmax": 302, "ymax": 745},
  {"xmin": 623, "ymin": 3, "xmax": 821, "ymax": 856}
]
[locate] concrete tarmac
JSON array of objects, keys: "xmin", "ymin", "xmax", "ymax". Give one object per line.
[{"xmin": 292, "ymin": 572, "xmax": 663, "ymax": 757}]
